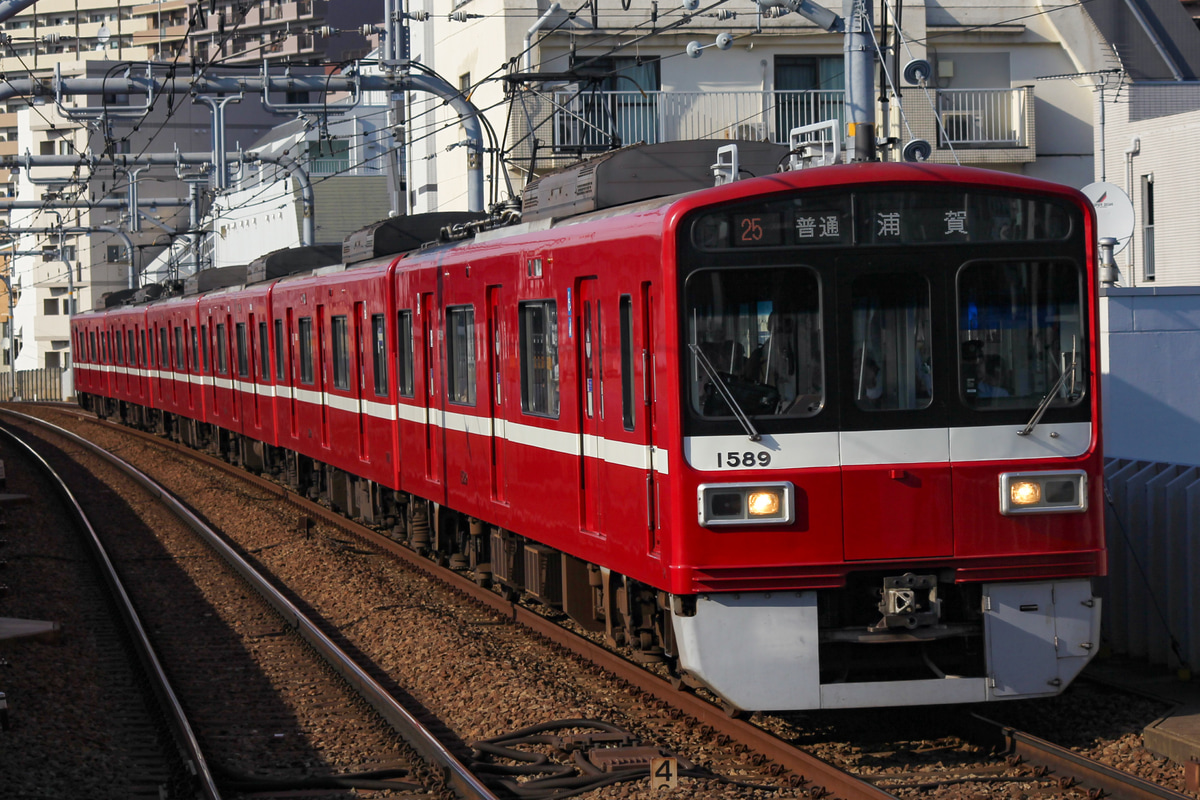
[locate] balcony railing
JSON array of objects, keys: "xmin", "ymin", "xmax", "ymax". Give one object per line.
[
  {"xmin": 936, "ymin": 88, "xmax": 1027, "ymax": 147},
  {"xmin": 550, "ymin": 89, "xmax": 845, "ymax": 152},
  {"xmin": 542, "ymin": 87, "xmax": 1029, "ymax": 155}
]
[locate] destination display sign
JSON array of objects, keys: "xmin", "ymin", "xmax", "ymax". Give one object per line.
[{"xmin": 691, "ymin": 189, "xmax": 1075, "ymax": 250}]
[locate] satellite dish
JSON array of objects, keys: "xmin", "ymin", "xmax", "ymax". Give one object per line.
[{"xmin": 1081, "ymin": 181, "xmax": 1134, "ymax": 254}]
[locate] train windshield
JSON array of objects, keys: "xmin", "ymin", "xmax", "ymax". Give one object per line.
[
  {"xmin": 958, "ymin": 259, "xmax": 1086, "ymax": 410},
  {"xmin": 684, "ymin": 266, "xmax": 823, "ymax": 418}
]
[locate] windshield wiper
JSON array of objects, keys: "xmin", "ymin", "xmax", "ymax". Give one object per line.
[
  {"xmin": 1018, "ymin": 354, "xmax": 1077, "ymax": 436},
  {"xmin": 689, "ymin": 343, "xmax": 761, "ymax": 442}
]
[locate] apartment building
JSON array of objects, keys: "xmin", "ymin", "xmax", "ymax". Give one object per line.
[
  {"xmin": 0, "ymin": 0, "xmax": 384, "ymax": 370},
  {"xmin": 129, "ymin": 0, "xmax": 376, "ymax": 65},
  {"xmin": 406, "ymin": 0, "xmax": 1120, "ymax": 214}
]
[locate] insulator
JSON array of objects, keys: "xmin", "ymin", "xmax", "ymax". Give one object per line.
[{"xmin": 406, "ymin": 10, "xmax": 431, "ymax": 20}]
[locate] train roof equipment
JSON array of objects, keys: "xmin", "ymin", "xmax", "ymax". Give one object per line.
[{"xmin": 520, "ymin": 140, "xmax": 789, "ymax": 222}]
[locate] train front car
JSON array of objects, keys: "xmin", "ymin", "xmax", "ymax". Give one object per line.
[{"xmin": 661, "ymin": 163, "xmax": 1104, "ymax": 711}]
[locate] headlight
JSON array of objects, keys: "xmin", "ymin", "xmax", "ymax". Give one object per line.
[
  {"xmin": 698, "ymin": 482, "xmax": 794, "ymax": 527},
  {"xmin": 999, "ymin": 471, "xmax": 1087, "ymax": 515},
  {"xmin": 1010, "ymin": 481, "xmax": 1041, "ymax": 506}
]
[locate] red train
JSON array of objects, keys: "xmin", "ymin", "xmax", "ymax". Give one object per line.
[{"xmin": 72, "ymin": 143, "xmax": 1105, "ymax": 711}]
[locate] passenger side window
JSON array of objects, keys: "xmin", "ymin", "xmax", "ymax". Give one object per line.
[
  {"xmin": 519, "ymin": 300, "xmax": 559, "ymax": 418},
  {"xmin": 447, "ymin": 306, "xmax": 476, "ymax": 405},
  {"xmin": 331, "ymin": 315, "xmax": 350, "ymax": 390},
  {"xmin": 216, "ymin": 323, "xmax": 228, "ymax": 375},
  {"xmin": 259, "ymin": 322, "xmax": 270, "ymax": 381},
  {"xmin": 235, "ymin": 322, "xmax": 249, "ymax": 378},
  {"xmin": 620, "ymin": 295, "xmax": 634, "ymax": 430},
  {"xmin": 298, "ymin": 317, "xmax": 313, "ymax": 384},
  {"xmin": 274, "ymin": 319, "xmax": 286, "ymax": 381},
  {"xmin": 396, "ymin": 310, "xmax": 414, "ymax": 398},
  {"xmin": 372, "ymin": 314, "xmax": 388, "ymax": 396}
]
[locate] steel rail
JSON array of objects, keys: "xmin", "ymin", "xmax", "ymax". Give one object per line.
[
  {"xmin": 970, "ymin": 713, "xmax": 1194, "ymax": 800},
  {"xmin": 0, "ymin": 408, "xmax": 500, "ymax": 800},
  {"xmin": 0, "ymin": 421, "xmax": 222, "ymax": 800},
  {"xmin": 40, "ymin": 406, "xmax": 896, "ymax": 800}
]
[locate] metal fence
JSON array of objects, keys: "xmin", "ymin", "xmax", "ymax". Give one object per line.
[
  {"xmin": 0, "ymin": 367, "xmax": 69, "ymax": 402},
  {"xmin": 1101, "ymin": 458, "xmax": 1200, "ymax": 672},
  {"xmin": 551, "ymin": 89, "xmax": 845, "ymax": 151},
  {"xmin": 547, "ymin": 87, "xmax": 1028, "ymax": 153},
  {"xmin": 936, "ymin": 88, "xmax": 1027, "ymax": 147}
]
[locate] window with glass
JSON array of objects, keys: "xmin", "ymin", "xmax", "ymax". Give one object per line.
[
  {"xmin": 159, "ymin": 328, "xmax": 169, "ymax": 369},
  {"xmin": 396, "ymin": 310, "xmax": 414, "ymax": 398},
  {"xmin": 447, "ymin": 306, "xmax": 476, "ymax": 405},
  {"xmin": 850, "ymin": 273, "xmax": 933, "ymax": 411},
  {"xmin": 200, "ymin": 325, "xmax": 208, "ymax": 371},
  {"xmin": 274, "ymin": 319, "xmax": 285, "ymax": 381},
  {"xmin": 216, "ymin": 323, "xmax": 228, "ymax": 375},
  {"xmin": 519, "ymin": 301, "xmax": 559, "ymax": 417},
  {"xmin": 684, "ymin": 266, "xmax": 823, "ymax": 419},
  {"xmin": 235, "ymin": 322, "xmax": 249, "ymax": 378},
  {"xmin": 174, "ymin": 327, "xmax": 185, "ymax": 370},
  {"xmin": 958, "ymin": 260, "xmax": 1086, "ymax": 409},
  {"xmin": 620, "ymin": 296, "xmax": 635, "ymax": 430},
  {"xmin": 298, "ymin": 317, "xmax": 313, "ymax": 384},
  {"xmin": 331, "ymin": 315, "xmax": 350, "ymax": 390},
  {"xmin": 372, "ymin": 314, "xmax": 388, "ymax": 396},
  {"xmin": 258, "ymin": 322, "xmax": 270, "ymax": 381}
]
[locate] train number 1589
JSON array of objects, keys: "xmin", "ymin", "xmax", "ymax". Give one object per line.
[{"xmin": 717, "ymin": 451, "xmax": 772, "ymax": 468}]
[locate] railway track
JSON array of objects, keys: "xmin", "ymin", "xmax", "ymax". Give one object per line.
[
  {"xmin": 7, "ymin": 402, "xmax": 1196, "ymax": 800},
  {"xmin": 0, "ymin": 409, "xmax": 494, "ymax": 800}
]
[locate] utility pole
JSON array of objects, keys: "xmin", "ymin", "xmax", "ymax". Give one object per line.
[{"xmin": 756, "ymin": 0, "xmax": 878, "ymax": 162}]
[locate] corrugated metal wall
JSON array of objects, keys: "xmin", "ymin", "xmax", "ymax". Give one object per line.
[{"xmin": 1101, "ymin": 458, "xmax": 1200, "ymax": 671}]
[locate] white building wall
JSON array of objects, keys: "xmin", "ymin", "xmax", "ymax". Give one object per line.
[
  {"xmin": 1091, "ymin": 86, "xmax": 1200, "ymax": 467},
  {"xmin": 421, "ymin": 0, "xmax": 1102, "ymax": 209},
  {"xmin": 1098, "ymin": 85, "xmax": 1200, "ymax": 288}
]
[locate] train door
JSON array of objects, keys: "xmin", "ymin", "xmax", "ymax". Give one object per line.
[
  {"xmin": 837, "ymin": 266, "xmax": 953, "ymax": 561},
  {"xmin": 486, "ymin": 284, "xmax": 507, "ymax": 503},
  {"xmin": 643, "ymin": 282, "xmax": 660, "ymax": 552},
  {"xmin": 286, "ymin": 310, "xmax": 298, "ymax": 438},
  {"xmin": 419, "ymin": 282, "xmax": 443, "ymax": 489},
  {"xmin": 317, "ymin": 304, "xmax": 330, "ymax": 448},
  {"xmin": 246, "ymin": 314, "xmax": 260, "ymax": 429},
  {"xmin": 615, "ymin": 288, "xmax": 658, "ymax": 551},
  {"xmin": 576, "ymin": 278, "xmax": 601, "ymax": 532},
  {"xmin": 353, "ymin": 301, "xmax": 367, "ymax": 460}
]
